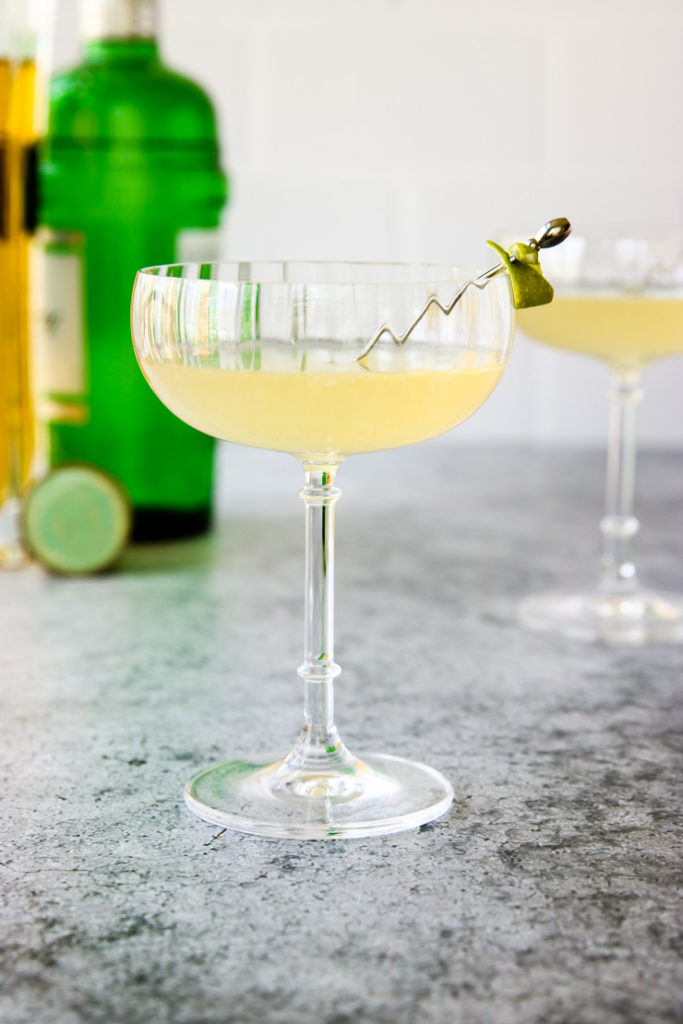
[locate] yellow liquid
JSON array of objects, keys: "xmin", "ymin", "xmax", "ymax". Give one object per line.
[
  {"xmin": 0, "ymin": 57, "xmax": 37, "ymax": 503},
  {"xmin": 517, "ymin": 294, "xmax": 683, "ymax": 370},
  {"xmin": 0, "ymin": 58, "xmax": 10, "ymax": 501},
  {"xmin": 141, "ymin": 360, "xmax": 505, "ymax": 461}
]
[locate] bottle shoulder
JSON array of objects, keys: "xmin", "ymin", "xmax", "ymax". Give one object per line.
[{"xmin": 48, "ymin": 59, "xmax": 219, "ymax": 142}]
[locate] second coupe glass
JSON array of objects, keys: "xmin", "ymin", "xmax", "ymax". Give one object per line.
[{"xmin": 517, "ymin": 231, "xmax": 683, "ymax": 644}]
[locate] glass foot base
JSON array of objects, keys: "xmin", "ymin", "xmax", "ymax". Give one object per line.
[
  {"xmin": 184, "ymin": 752, "xmax": 454, "ymax": 839},
  {"xmin": 519, "ymin": 588, "xmax": 683, "ymax": 644}
]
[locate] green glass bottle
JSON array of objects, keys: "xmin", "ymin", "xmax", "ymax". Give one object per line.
[{"xmin": 37, "ymin": 0, "xmax": 227, "ymax": 540}]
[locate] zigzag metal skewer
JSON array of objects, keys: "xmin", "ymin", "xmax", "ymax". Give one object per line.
[
  {"xmin": 357, "ymin": 217, "xmax": 571, "ymax": 367},
  {"xmin": 357, "ymin": 262, "xmax": 503, "ymax": 366}
]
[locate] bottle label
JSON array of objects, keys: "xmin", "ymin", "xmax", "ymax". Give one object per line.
[
  {"xmin": 176, "ymin": 228, "xmax": 222, "ymax": 264},
  {"xmin": 32, "ymin": 230, "xmax": 88, "ymax": 423}
]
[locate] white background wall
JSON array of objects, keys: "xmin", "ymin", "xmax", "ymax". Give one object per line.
[{"xmin": 51, "ymin": 0, "xmax": 683, "ymax": 447}]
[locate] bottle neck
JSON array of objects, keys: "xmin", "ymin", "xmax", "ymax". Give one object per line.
[
  {"xmin": 82, "ymin": 36, "xmax": 160, "ymax": 66},
  {"xmin": 80, "ymin": 0, "xmax": 157, "ymax": 43}
]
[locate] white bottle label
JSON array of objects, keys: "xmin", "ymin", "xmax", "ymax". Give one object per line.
[{"xmin": 32, "ymin": 231, "xmax": 87, "ymax": 423}]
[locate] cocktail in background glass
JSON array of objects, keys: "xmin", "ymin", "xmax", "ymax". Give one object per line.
[
  {"xmin": 516, "ymin": 231, "xmax": 683, "ymax": 644},
  {"xmin": 131, "ymin": 259, "xmax": 515, "ymax": 838}
]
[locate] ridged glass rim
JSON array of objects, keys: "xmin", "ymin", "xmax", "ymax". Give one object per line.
[{"xmin": 136, "ymin": 259, "xmax": 501, "ymax": 287}]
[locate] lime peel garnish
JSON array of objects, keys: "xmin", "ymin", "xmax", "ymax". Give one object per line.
[
  {"xmin": 356, "ymin": 219, "xmax": 569, "ymax": 366},
  {"xmin": 486, "ymin": 239, "xmax": 554, "ymax": 309}
]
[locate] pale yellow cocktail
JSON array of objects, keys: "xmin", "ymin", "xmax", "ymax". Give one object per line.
[
  {"xmin": 141, "ymin": 359, "xmax": 505, "ymax": 461},
  {"xmin": 517, "ymin": 293, "xmax": 683, "ymax": 368}
]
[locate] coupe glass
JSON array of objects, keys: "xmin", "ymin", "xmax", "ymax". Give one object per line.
[
  {"xmin": 516, "ymin": 230, "xmax": 683, "ymax": 644},
  {"xmin": 131, "ymin": 260, "xmax": 514, "ymax": 838}
]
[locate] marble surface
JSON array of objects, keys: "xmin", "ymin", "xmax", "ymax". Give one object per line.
[{"xmin": 1, "ymin": 444, "xmax": 682, "ymax": 1024}]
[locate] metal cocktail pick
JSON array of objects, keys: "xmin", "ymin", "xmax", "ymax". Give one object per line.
[{"xmin": 358, "ymin": 217, "xmax": 572, "ymax": 364}]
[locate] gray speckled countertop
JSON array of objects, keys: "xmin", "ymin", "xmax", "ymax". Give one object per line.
[{"xmin": 1, "ymin": 445, "xmax": 682, "ymax": 1024}]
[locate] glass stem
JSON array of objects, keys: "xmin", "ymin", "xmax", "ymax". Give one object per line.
[
  {"xmin": 599, "ymin": 369, "xmax": 643, "ymax": 596},
  {"xmin": 285, "ymin": 465, "xmax": 352, "ymax": 773}
]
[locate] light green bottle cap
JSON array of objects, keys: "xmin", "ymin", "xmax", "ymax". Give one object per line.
[{"xmin": 23, "ymin": 465, "xmax": 131, "ymax": 575}]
